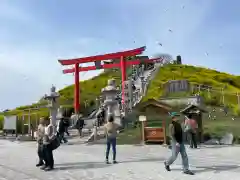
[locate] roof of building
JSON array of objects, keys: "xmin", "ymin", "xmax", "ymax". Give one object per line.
[
  {"xmin": 136, "ymin": 98, "xmax": 172, "ymax": 112},
  {"xmin": 180, "ymin": 104, "xmax": 208, "ymax": 114}
]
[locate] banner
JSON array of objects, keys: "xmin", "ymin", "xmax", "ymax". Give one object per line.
[{"xmin": 3, "ymin": 115, "xmax": 17, "ymax": 130}]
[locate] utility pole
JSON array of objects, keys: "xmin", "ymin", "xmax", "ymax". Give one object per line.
[
  {"xmin": 237, "ymin": 92, "xmax": 240, "ymax": 109},
  {"xmin": 208, "ymin": 87, "xmax": 211, "ymax": 99},
  {"xmin": 191, "ymin": 84, "xmax": 194, "ymax": 95},
  {"xmin": 221, "ymin": 88, "xmax": 225, "ymax": 105}
]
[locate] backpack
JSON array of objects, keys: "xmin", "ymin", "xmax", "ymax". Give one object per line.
[{"xmin": 184, "ymin": 118, "xmax": 196, "ymax": 133}]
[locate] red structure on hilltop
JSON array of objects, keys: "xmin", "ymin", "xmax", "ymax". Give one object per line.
[{"xmin": 58, "ymin": 46, "xmax": 162, "ymax": 114}]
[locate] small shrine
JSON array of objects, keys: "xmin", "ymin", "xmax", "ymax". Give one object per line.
[
  {"xmin": 135, "ymin": 99, "xmax": 172, "ymax": 144},
  {"xmin": 136, "ymin": 98, "xmax": 172, "ymax": 116},
  {"xmin": 180, "ymin": 104, "xmax": 208, "ymax": 142}
]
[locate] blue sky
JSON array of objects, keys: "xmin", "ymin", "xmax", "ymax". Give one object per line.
[{"xmin": 0, "ymin": 0, "xmax": 239, "ymax": 110}]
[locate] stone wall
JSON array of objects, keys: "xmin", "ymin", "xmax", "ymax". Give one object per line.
[
  {"xmin": 164, "ymin": 80, "xmax": 190, "ymax": 95},
  {"xmin": 159, "ymin": 96, "xmax": 203, "ymax": 107}
]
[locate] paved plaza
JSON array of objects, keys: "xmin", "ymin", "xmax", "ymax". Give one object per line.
[{"xmin": 0, "ymin": 140, "xmax": 240, "ymax": 180}]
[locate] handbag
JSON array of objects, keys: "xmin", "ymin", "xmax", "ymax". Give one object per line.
[
  {"xmin": 50, "ymin": 135, "xmax": 60, "ymax": 151},
  {"xmin": 184, "ymin": 124, "xmax": 192, "ymax": 133},
  {"xmin": 184, "ymin": 116, "xmax": 193, "ymax": 133}
]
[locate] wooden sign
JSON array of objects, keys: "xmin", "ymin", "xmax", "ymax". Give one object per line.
[
  {"xmin": 144, "ymin": 127, "xmax": 166, "ymax": 143},
  {"xmin": 139, "ymin": 115, "xmax": 147, "ymax": 122}
]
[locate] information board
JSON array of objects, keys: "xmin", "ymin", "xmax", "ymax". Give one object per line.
[{"xmin": 3, "ymin": 115, "xmax": 17, "ymax": 130}]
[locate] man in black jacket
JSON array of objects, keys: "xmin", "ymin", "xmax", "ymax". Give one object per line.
[
  {"xmin": 164, "ymin": 112, "xmax": 194, "ymax": 175},
  {"xmin": 63, "ymin": 119, "xmax": 70, "ymax": 136},
  {"xmin": 58, "ymin": 118, "xmax": 68, "ymax": 143},
  {"xmin": 76, "ymin": 117, "xmax": 85, "ymax": 137}
]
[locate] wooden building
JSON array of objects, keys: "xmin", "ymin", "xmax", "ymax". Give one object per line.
[{"xmin": 135, "ymin": 99, "xmax": 172, "ymax": 144}]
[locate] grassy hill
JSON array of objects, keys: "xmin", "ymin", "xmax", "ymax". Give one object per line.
[
  {"xmin": 144, "ymin": 64, "xmax": 240, "ymax": 113},
  {"xmin": 2, "ymin": 64, "xmax": 240, "ymax": 139}
]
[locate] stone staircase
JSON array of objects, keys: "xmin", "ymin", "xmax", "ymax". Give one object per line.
[{"xmin": 83, "ymin": 59, "xmax": 171, "ymax": 143}]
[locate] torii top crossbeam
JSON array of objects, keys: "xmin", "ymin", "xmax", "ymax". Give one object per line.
[
  {"xmin": 58, "ymin": 46, "xmax": 146, "ymax": 65},
  {"xmin": 58, "ymin": 46, "xmax": 147, "ymax": 114}
]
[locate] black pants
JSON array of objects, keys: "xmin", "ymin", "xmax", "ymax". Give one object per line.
[
  {"xmin": 78, "ymin": 128, "xmax": 83, "ymax": 137},
  {"xmin": 188, "ymin": 132, "xmax": 197, "ymax": 148},
  {"xmin": 37, "ymin": 144, "xmax": 44, "ymax": 163},
  {"xmin": 59, "ymin": 132, "xmax": 68, "ymax": 143},
  {"xmin": 65, "ymin": 127, "xmax": 70, "ymax": 136},
  {"xmin": 43, "ymin": 144, "xmax": 54, "ymax": 168}
]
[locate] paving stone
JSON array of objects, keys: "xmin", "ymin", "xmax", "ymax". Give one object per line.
[{"xmin": 0, "ymin": 140, "xmax": 240, "ymax": 179}]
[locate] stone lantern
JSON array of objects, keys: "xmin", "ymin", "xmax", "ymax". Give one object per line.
[
  {"xmin": 102, "ymin": 79, "xmax": 121, "ymax": 126},
  {"xmin": 44, "ymin": 85, "xmax": 60, "ymax": 126}
]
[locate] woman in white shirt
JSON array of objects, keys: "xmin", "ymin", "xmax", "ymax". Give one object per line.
[
  {"xmin": 41, "ymin": 118, "xmax": 55, "ymax": 171},
  {"xmin": 36, "ymin": 117, "xmax": 45, "ymax": 167}
]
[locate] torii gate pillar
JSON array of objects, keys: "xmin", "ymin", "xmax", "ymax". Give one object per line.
[
  {"xmin": 120, "ymin": 56, "xmax": 127, "ymax": 104},
  {"xmin": 74, "ymin": 63, "xmax": 80, "ymax": 113}
]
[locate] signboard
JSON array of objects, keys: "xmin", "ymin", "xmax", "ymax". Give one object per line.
[
  {"xmin": 139, "ymin": 115, "xmax": 147, "ymax": 122},
  {"xmin": 3, "ymin": 115, "xmax": 17, "ymax": 130}
]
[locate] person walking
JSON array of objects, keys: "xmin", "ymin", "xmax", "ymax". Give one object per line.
[
  {"xmin": 184, "ymin": 114, "xmax": 198, "ymax": 149},
  {"xmin": 36, "ymin": 117, "xmax": 45, "ymax": 167},
  {"xmin": 57, "ymin": 118, "xmax": 68, "ymax": 143},
  {"xmin": 63, "ymin": 118, "xmax": 70, "ymax": 136},
  {"xmin": 41, "ymin": 118, "xmax": 55, "ymax": 171},
  {"xmin": 164, "ymin": 112, "xmax": 194, "ymax": 175},
  {"xmin": 104, "ymin": 115, "xmax": 119, "ymax": 164},
  {"xmin": 76, "ymin": 115, "xmax": 85, "ymax": 137}
]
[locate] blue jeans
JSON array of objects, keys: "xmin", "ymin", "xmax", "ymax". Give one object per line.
[
  {"xmin": 166, "ymin": 141, "xmax": 189, "ymax": 171},
  {"xmin": 106, "ymin": 137, "xmax": 116, "ymax": 161}
]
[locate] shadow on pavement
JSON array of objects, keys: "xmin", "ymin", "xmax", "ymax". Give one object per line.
[
  {"xmin": 199, "ymin": 145, "xmax": 235, "ymax": 149},
  {"xmin": 121, "ymin": 157, "xmax": 165, "ymax": 163},
  {"xmin": 172, "ymin": 164, "xmax": 240, "ymax": 174},
  {"xmin": 55, "ymin": 162, "xmax": 111, "ymax": 170},
  {"xmin": 55, "ymin": 157, "xmax": 166, "ymax": 170}
]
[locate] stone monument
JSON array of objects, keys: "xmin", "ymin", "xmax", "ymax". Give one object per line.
[
  {"xmin": 44, "ymin": 85, "xmax": 60, "ymax": 126},
  {"xmin": 164, "ymin": 80, "xmax": 190, "ymax": 95},
  {"xmin": 102, "ymin": 79, "xmax": 121, "ymax": 126}
]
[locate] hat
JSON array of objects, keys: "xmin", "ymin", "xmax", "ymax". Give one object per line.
[{"xmin": 169, "ymin": 112, "xmax": 180, "ymax": 117}]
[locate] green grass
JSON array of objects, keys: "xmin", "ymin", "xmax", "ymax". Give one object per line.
[
  {"xmin": 144, "ymin": 64, "xmax": 240, "ymax": 110},
  {"xmin": 117, "ymin": 127, "xmax": 142, "ymax": 144}
]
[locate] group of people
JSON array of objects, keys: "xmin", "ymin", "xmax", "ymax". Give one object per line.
[
  {"xmin": 36, "ymin": 117, "xmax": 57, "ymax": 171},
  {"xmin": 35, "ymin": 112, "xmax": 198, "ymax": 175},
  {"xmin": 35, "ymin": 114, "xmax": 119, "ymax": 171}
]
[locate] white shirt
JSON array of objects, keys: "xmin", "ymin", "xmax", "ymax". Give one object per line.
[{"xmin": 45, "ymin": 124, "xmax": 54, "ymax": 136}]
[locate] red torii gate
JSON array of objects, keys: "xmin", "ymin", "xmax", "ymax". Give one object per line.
[{"xmin": 58, "ymin": 46, "xmax": 162, "ymax": 114}]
